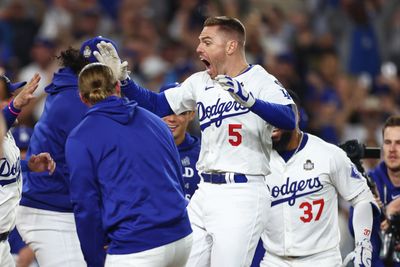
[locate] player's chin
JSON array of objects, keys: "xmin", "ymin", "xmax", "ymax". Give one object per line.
[{"xmin": 271, "ymin": 129, "xmax": 282, "ymax": 139}]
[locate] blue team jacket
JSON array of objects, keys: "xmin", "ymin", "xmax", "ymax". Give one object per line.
[
  {"xmin": 349, "ymin": 161, "xmax": 400, "ymax": 267},
  {"xmin": 178, "ymin": 133, "xmax": 201, "ymax": 199},
  {"xmin": 65, "ymin": 96, "xmax": 192, "ymax": 267},
  {"xmin": 20, "ymin": 67, "xmax": 88, "ymax": 212},
  {"xmin": 369, "ymin": 162, "xmax": 400, "ymax": 267}
]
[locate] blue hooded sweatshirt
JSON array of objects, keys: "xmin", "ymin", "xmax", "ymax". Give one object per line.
[
  {"xmin": 65, "ymin": 96, "xmax": 192, "ymax": 267},
  {"xmin": 20, "ymin": 67, "xmax": 88, "ymax": 212},
  {"xmin": 178, "ymin": 133, "xmax": 201, "ymax": 199}
]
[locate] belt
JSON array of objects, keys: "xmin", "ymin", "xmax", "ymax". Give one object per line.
[
  {"xmin": 0, "ymin": 178, "xmax": 17, "ymax": 187},
  {"xmin": 202, "ymin": 173, "xmax": 248, "ymax": 184},
  {"xmin": 0, "ymin": 231, "xmax": 9, "ymax": 242}
]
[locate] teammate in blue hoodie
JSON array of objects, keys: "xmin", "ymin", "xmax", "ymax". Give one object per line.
[
  {"xmin": 15, "ymin": 36, "xmax": 116, "ymax": 267},
  {"xmin": 160, "ymin": 83, "xmax": 201, "ymax": 200},
  {"xmin": 66, "ymin": 63, "xmax": 192, "ymax": 267}
]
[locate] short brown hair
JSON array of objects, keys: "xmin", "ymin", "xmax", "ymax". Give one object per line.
[
  {"xmin": 78, "ymin": 63, "xmax": 117, "ymax": 105},
  {"xmin": 204, "ymin": 16, "xmax": 246, "ymax": 46},
  {"xmin": 382, "ymin": 115, "xmax": 400, "ymax": 136}
]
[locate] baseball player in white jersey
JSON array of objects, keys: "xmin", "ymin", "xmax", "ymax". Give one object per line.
[
  {"xmin": 0, "ymin": 74, "xmax": 56, "ymax": 267},
  {"xmin": 94, "ymin": 16, "xmax": 295, "ymax": 266},
  {"xmin": 261, "ymin": 98, "xmax": 378, "ymax": 267}
]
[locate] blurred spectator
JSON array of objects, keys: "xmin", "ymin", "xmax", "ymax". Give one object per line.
[
  {"xmin": 11, "ymin": 126, "xmax": 33, "ymax": 159},
  {"xmin": 260, "ymin": 5, "xmax": 294, "ymax": 57},
  {"xmin": 37, "ymin": 0, "xmax": 73, "ymax": 45},
  {"xmin": 342, "ymin": 0, "xmax": 381, "ymax": 77},
  {"xmin": 0, "ymin": 0, "xmax": 42, "ymax": 69},
  {"xmin": 17, "ymin": 37, "xmax": 58, "ymax": 126}
]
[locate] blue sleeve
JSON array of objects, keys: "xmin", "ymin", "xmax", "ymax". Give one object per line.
[
  {"xmin": 65, "ymin": 138, "xmax": 106, "ymax": 267},
  {"xmin": 121, "ymin": 78, "xmax": 173, "ymax": 117},
  {"xmin": 250, "ymin": 100, "xmax": 295, "ymax": 130},
  {"xmin": 2, "ymin": 101, "xmax": 19, "ymax": 130},
  {"xmin": 21, "ymin": 160, "xmax": 29, "ymax": 172}
]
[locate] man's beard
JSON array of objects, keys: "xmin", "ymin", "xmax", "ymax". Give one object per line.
[
  {"xmin": 388, "ymin": 165, "xmax": 400, "ymax": 173},
  {"xmin": 272, "ymin": 131, "xmax": 293, "ymax": 152}
]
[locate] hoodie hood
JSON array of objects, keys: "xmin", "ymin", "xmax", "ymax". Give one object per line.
[
  {"xmin": 86, "ymin": 96, "xmax": 137, "ymax": 124},
  {"xmin": 178, "ymin": 133, "xmax": 200, "ymax": 152},
  {"xmin": 45, "ymin": 67, "xmax": 78, "ymax": 95}
]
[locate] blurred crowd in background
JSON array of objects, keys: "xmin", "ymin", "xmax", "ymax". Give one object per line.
[{"xmin": 1, "ymin": 0, "xmax": 399, "ymax": 262}]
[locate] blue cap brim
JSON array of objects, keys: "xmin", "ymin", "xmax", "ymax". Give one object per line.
[{"xmin": 9, "ymin": 81, "xmax": 27, "ymax": 92}]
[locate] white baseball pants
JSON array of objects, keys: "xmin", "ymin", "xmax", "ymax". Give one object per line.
[
  {"xmin": 260, "ymin": 245, "xmax": 342, "ymax": 267},
  {"xmin": 0, "ymin": 240, "xmax": 15, "ymax": 267},
  {"xmin": 105, "ymin": 233, "xmax": 193, "ymax": 267},
  {"xmin": 15, "ymin": 206, "xmax": 86, "ymax": 267},
  {"xmin": 186, "ymin": 177, "xmax": 270, "ymax": 267}
]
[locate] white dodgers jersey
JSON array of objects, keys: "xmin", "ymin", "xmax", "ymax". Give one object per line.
[
  {"xmin": 0, "ymin": 131, "xmax": 22, "ymax": 233},
  {"xmin": 262, "ymin": 133, "xmax": 370, "ymax": 256},
  {"xmin": 164, "ymin": 65, "xmax": 294, "ymax": 175}
]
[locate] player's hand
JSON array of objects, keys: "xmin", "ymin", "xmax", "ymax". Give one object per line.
[
  {"xmin": 94, "ymin": 41, "xmax": 130, "ymax": 81},
  {"xmin": 342, "ymin": 239, "xmax": 372, "ymax": 267},
  {"xmin": 13, "ymin": 73, "xmax": 40, "ymax": 110},
  {"xmin": 215, "ymin": 75, "xmax": 255, "ymax": 108},
  {"xmin": 28, "ymin": 152, "xmax": 56, "ymax": 175}
]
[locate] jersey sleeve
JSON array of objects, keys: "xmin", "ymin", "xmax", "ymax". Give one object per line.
[
  {"xmin": 164, "ymin": 74, "xmax": 197, "ymax": 114},
  {"xmin": 257, "ymin": 74, "xmax": 294, "ymax": 106},
  {"xmin": 65, "ymin": 137, "xmax": 106, "ymax": 267},
  {"xmin": 329, "ymin": 148, "xmax": 370, "ymax": 201}
]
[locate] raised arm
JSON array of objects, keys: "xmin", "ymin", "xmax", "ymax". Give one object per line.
[
  {"xmin": 94, "ymin": 41, "xmax": 173, "ymax": 117},
  {"xmin": 215, "ymin": 75, "xmax": 295, "ymax": 130},
  {"xmin": 2, "ymin": 73, "xmax": 40, "ymax": 129}
]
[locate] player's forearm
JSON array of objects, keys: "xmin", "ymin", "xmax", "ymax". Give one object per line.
[
  {"xmin": 121, "ymin": 78, "xmax": 173, "ymax": 117},
  {"xmin": 352, "ymin": 201, "xmax": 376, "ymax": 243},
  {"xmin": 250, "ymin": 100, "xmax": 295, "ymax": 130}
]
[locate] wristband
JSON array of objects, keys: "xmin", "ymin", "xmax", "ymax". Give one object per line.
[
  {"xmin": 8, "ymin": 100, "xmax": 21, "ymax": 115},
  {"xmin": 120, "ymin": 77, "xmax": 131, "ymax": 87}
]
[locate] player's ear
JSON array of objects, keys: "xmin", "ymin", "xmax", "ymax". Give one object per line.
[
  {"xmin": 79, "ymin": 92, "xmax": 91, "ymax": 106},
  {"xmin": 226, "ymin": 40, "xmax": 238, "ymax": 55},
  {"xmin": 115, "ymin": 82, "xmax": 121, "ymax": 96},
  {"xmin": 188, "ymin": 111, "xmax": 196, "ymax": 121}
]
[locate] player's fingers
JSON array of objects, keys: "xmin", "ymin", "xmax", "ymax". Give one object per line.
[
  {"xmin": 121, "ymin": 61, "xmax": 128, "ymax": 68},
  {"xmin": 26, "ymin": 73, "xmax": 40, "ymax": 88},
  {"xmin": 107, "ymin": 43, "xmax": 118, "ymax": 58},
  {"xmin": 49, "ymin": 159, "xmax": 56, "ymax": 175},
  {"xmin": 341, "ymin": 252, "xmax": 355, "ymax": 267},
  {"xmin": 97, "ymin": 42, "xmax": 108, "ymax": 57},
  {"xmin": 93, "ymin": 51, "xmax": 104, "ymax": 63}
]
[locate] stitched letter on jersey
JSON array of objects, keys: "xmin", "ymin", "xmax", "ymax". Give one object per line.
[
  {"xmin": 197, "ymin": 98, "xmax": 250, "ymax": 130},
  {"xmin": 270, "ymin": 177, "xmax": 323, "ymax": 206}
]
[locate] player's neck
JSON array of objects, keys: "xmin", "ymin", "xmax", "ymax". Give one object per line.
[
  {"xmin": 286, "ymin": 130, "xmax": 302, "ymax": 151},
  {"xmin": 226, "ymin": 59, "xmax": 249, "ymax": 78},
  {"xmin": 388, "ymin": 169, "xmax": 400, "ymax": 187}
]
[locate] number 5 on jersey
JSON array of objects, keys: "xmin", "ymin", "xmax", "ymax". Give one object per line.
[{"xmin": 228, "ymin": 124, "xmax": 242, "ymax": 146}]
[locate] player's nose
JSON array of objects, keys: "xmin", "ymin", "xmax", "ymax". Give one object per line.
[{"xmin": 196, "ymin": 43, "xmax": 203, "ymax": 54}]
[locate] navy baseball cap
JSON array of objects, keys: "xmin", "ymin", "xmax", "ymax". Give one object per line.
[
  {"xmin": 80, "ymin": 36, "xmax": 118, "ymax": 63},
  {"xmin": 0, "ymin": 75, "xmax": 26, "ymax": 93},
  {"xmin": 11, "ymin": 126, "xmax": 33, "ymax": 150}
]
